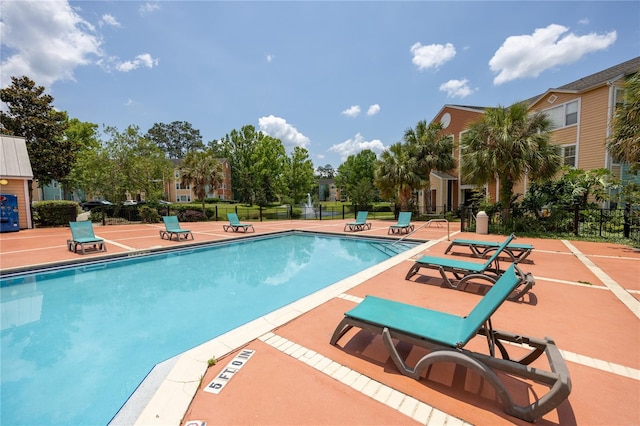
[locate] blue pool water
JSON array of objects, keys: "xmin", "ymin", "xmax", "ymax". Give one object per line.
[{"xmin": 0, "ymin": 232, "xmax": 415, "ymax": 425}]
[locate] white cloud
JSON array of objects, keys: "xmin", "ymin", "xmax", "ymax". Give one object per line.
[
  {"xmin": 258, "ymin": 115, "xmax": 310, "ymax": 149},
  {"xmin": 266, "ymin": 54, "xmax": 275, "ymax": 62},
  {"xmin": 0, "ymin": 0, "xmax": 102, "ymax": 87},
  {"xmin": 489, "ymin": 24, "xmax": 617, "ymax": 85},
  {"xmin": 366, "ymin": 104, "xmax": 381, "ymax": 116},
  {"xmin": 329, "ymin": 133, "xmax": 386, "ymax": 161},
  {"xmin": 578, "ymin": 18, "xmax": 590, "ymax": 25},
  {"xmin": 439, "ymin": 79, "xmax": 475, "ymax": 98},
  {"xmin": 139, "ymin": 2, "xmax": 160, "ymax": 15},
  {"xmin": 341, "ymin": 105, "xmax": 361, "ymax": 117},
  {"xmin": 410, "ymin": 42, "xmax": 456, "ymax": 71},
  {"xmin": 115, "ymin": 53, "xmax": 159, "ymax": 72},
  {"xmin": 100, "ymin": 14, "xmax": 121, "ymax": 27}
]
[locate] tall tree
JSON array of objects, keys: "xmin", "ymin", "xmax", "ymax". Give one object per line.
[
  {"xmin": 403, "ymin": 120, "xmax": 455, "ymax": 212},
  {"xmin": 0, "ymin": 76, "xmax": 72, "ymax": 195},
  {"xmin": 216, "ymin": 125, "xmax": 261, "ymax": 203},
  {"xmin": 608, "ymin": 72, "xmax": 640, "ymax": 174},
  {"xmin": 70, "ymin": 125, "xmax": 172, "ymax": 203},
  {"xmin": 286, "ymin": 146, "xmax": 316, "ymax": 204},
  {"xmin": 59, "ymin": 118, "xmax": 101, "ymax": 196},
  {"xmin": 252, "ymin": 135, "xmax": 288, "ymax": 206},
  {"xmin": 180, "ymin": 150, "xmax": 225, "ymax": 214},
  {"xmin": 336, "ymin": 149, "xmax": 378, "ymax": 202},
  {"xmin": 374, "ymin": 142, "xmax": 422, "ymax": 211},
  {"xmin": 146, "ymin": 121, "xmax": 205, "ymax": 159},
  {"xmin": 461, "ymin": 102, "xmax": 562, "ymax": 221},
  {"xmin": 316, "ymin": 164, "xmax": 335, "ymax": 178}
]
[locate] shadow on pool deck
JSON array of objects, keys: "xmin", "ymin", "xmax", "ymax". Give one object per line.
[{"xmin": 1, "ymin": 219, "xmax": 638, "ymax": 425}]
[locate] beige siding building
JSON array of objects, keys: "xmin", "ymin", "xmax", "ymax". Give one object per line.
[{"xmin": 426, "ymin": 56, "xmax": 639, "ymax": 210}]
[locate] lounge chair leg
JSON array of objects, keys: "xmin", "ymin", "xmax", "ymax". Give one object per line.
[
  {"xmin": 330, "ymin": 319, "xmax": 354, "ymax": 345},
  {"xmin": 405, "ymin": 264, "xmax": 420, "ymax": 280},
  {"xmin": 382, "ymin": 327, "xmax": 517, "ymax": 418}
]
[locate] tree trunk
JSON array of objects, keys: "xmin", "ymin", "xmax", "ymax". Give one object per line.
[{"xmin": 500, "ymin": 179, "xmax": 513, "ymax": 223}]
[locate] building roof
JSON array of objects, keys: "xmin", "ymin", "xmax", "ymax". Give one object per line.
[
  {"xmin": 0, "ymin": 135, "xmax": 34, "ymax": 179},
  {"xmin": 526, "ymin": 56, "xmax": 640, "ymax": 105},
  {"xmin": 556, "ymin": 56, "xmax": 640, "ymax": 91}
]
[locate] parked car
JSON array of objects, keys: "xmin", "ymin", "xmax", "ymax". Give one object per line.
[
  {"xmin": 123, "ymin": 200, "xmax": 137, "ymax": 206},
  {"xmin": 81, "ymin": 200, "xmax": 113, "ymax": 211}
]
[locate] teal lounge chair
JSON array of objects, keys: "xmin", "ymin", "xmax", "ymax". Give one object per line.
[
  {"xmin": 444, "ymin": 238, "xmax": 534, "ymax": 262},
  {"xmin": 388, "ymin": 211, "xmax": 414, "ymax": 234},
  {"xmin": 160, "ymin": 216, "xmax": 194, "ymax": 241},
  {"xmin": 331, "ymin": 264, "xmax": 571, "ymax": 422},
  {"xmin": 67, "ymin": 221, "xmax": 106, "ymax": 254},
  {"xmin": 405, "ymin": 233, "xmax": 535, "ymax": 300},
  {"xmin": 223, "ymin": 213, "xmax": 255, "ymax": 233},
  {"xmin": 344, "ymin": 211, "xmax": 371, "ymax": 232}
]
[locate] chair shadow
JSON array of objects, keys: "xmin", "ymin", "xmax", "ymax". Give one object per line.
[{"xmin": 339, "ymin": 329, "xmax": 575, "ymax": 425}]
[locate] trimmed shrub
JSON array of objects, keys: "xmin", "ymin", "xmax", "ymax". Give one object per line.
[
  {"xmin": 178, "ymin": 209, "xmax": 207, "ymax": 222},
  {"xmin": 139, "ymin": 205, "xmax": 162, "ymax": 223},
  {"xmin": 33, "ymin": 200, "xmax": 80, "ymax": 226}
]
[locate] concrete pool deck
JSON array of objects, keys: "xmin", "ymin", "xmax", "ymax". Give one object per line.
[{"xmin": 1, "ymin": 218, "xmax": 639, "ymax": 425}]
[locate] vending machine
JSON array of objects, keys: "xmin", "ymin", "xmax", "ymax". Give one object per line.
[{"xmin": 0, "ymin": 194, "xmax": 20, "ymax": 232}]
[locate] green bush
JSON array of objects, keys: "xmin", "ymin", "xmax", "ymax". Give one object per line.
[
  {"xmin": 170, "ymin": 204, "xmax": 216, "ymax": 220},
  {"xmin": 33, "ymin": 200, "xmax": 80, "ymax": 226},
  {"xmin": 139, "ymin": 205, "xmax": 161, "ymax": 223},
  {"xmin": 177, "ymin": 209, "xmax": 207, "ymax": 222}
]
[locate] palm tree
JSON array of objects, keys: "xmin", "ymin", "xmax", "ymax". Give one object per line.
[
  {"xmin": 608, "ymin": 72, "xmax": 640, "ymax": 174},
  {"xmin": 403, "ymin": 120, "xmax": 455, "ymax": 213},
  {"xmin": 461, "ymin": 102, "xmax": 562, "ymax": 221},
  {"xmin": 374, "ymin": 142, "xmax": 422, "ymax": 212},
  {"xmin": 180, "ymin": 151, "xmax": 225, "ymax": 215}
]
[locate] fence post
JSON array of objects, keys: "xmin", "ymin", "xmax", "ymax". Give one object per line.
[
  {"xmin": 573, "ymin": 204, "xmax": 579, "ymax": 236},
  {"xmin": 624, "ymin": 204, "xmax": 631, "ymax": 238},
  {"xmin": 319, "ymin": 204, "xmax": 322, "ymax": 220},
  {"xmin": 599, "ymin": 209, "xmax": 603, "ymax": 237},
  {"xmin": 215, "ymin": 205, "xmax": 218, "ymax": 221},
  {"xmin": 461, "ymin": 207, "xmax": 466, "ymax": 232},
  {"xmin": 259, "ymin": 206, "xmax": 263, "ymax": 222}
]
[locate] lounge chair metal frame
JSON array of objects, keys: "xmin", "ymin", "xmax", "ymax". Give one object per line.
[
  {"xmin": 159, "ymin": 215, "xmax": 194, "ymax": 241},
  {"xmin": 67, "ymin": 221, "xmax": 106, "ymax": 255},
  {"xmin": 223, "ymin": 213, "xmax": 255, "ymax": 233},
  {"xmin": 388, "ymin": 211, "xmax": 414, "ymax": 235},
  {"xmin": 330, "ymin": 264, "xmax": 571, "ymax": 422},
  {"xmin": 406, "ymin": 233, "xmax": 535, "ymax": 300},
  {"xmin": 344, "ymin": 211, "xmax": 372, "ymax": 232},
  {"xmin": 444, "ymin": 238, "xmax": 534, "ymax": 263}
]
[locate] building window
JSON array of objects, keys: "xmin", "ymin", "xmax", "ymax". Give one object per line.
[
  {"xmin": 562, "ymin": 144, "xmax": 577, "ymax": 167},
  {"xmin": 175, "ymin": 182, "xmax": 190, "ymax": 190},
  {"xmin": 546, "ymin": 100, "xmax": 579, "ymax": 129},
  {"xmin": 177, "ymin": 195, "xmax": 191, "ymax": 202}
]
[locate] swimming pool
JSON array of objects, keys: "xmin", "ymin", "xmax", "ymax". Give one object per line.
[{"xmin": 0, "ymin": 232, "xmax": 417, "ymax": 425}]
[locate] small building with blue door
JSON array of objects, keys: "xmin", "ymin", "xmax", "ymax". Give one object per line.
[{"xmin": 0, "ymin": 135, "xmax": 34, "ymax": 230}]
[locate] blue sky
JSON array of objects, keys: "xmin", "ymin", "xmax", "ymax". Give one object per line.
[{"xmin": 1, "ymin": 1, "xmax": 638, "ymax": 169}]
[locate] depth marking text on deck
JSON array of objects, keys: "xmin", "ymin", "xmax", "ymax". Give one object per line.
[{"xmin": 204, "ymin": 350, "xmax": 255, "ymax": 394}]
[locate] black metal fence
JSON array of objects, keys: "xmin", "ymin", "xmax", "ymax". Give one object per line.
[{"xmin": 460, "ymin": 205, "xmax": 640, "ymax": 244}]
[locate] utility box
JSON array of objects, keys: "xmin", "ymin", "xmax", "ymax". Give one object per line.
[
  {"xmin": 476, "ymin": 211, "xmax": 488, "ymax": 235},
  {"xmin": 0, "ymin": 194, "xmax": 20, "ymax": 232}
]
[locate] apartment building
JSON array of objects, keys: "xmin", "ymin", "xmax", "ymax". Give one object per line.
[
  {"xmin": 165, "ymin": 158, "xmax": 233, "ymax": 203},
  {"xmin": 425, "ymin": 56, "xmax": 640, "ymax": 211}
]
